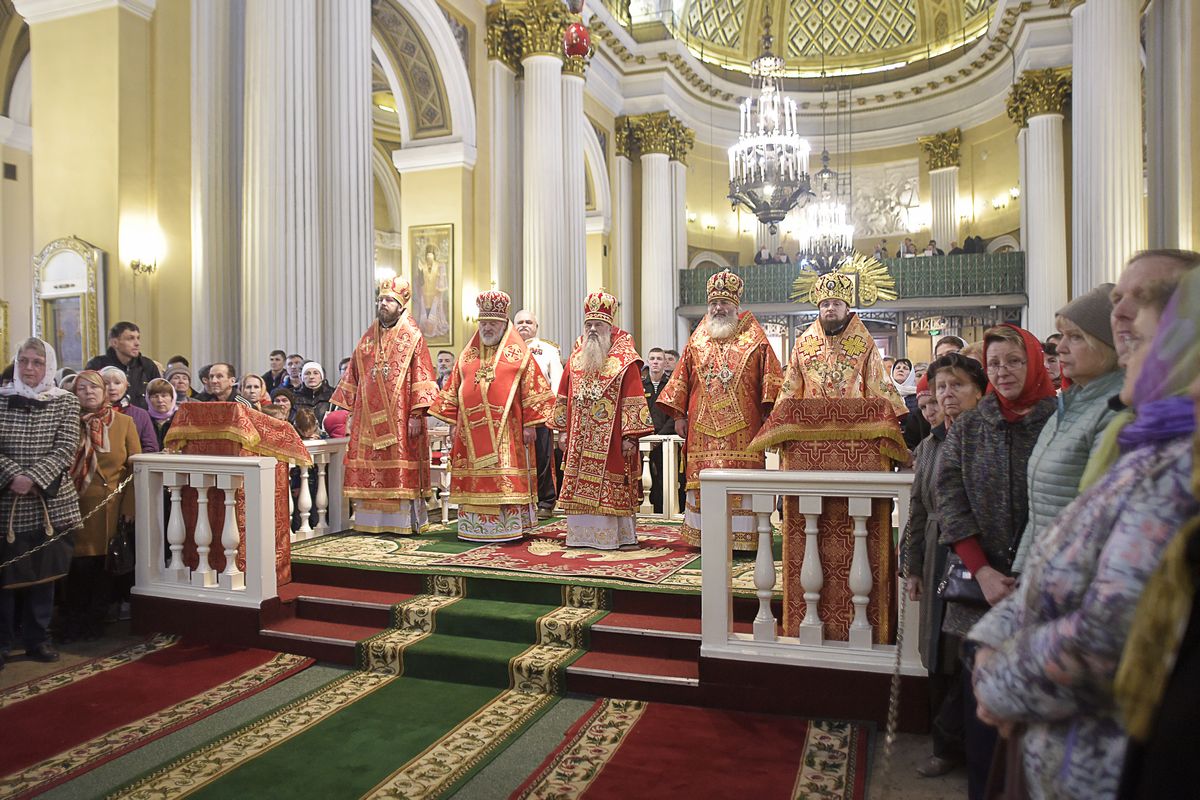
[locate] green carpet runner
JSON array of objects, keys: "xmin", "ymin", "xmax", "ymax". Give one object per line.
[{"xmin": 112, "ymin": 575, "xmax": 610, "ymax": 800}]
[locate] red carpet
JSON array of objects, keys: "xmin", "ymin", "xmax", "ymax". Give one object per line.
[
  {"xmin": 0, "ymin": 635, "xmax": 311, "ymax": 799},
  {"xmin": 512, "ymin": 698, "xmax": 869, "ymax": 799},
  {"xmin": 431, "ymin": 521, "xmax": 698, "ymax": 583}
]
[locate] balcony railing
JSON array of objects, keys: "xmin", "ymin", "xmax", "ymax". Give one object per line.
[
  {"xmin": 698, "ymin": 468, "xmax": 923, "ymax": 676},
  {"xmin": 679, "ymin": 253, "xmax": 1027, "ymax": 307}
]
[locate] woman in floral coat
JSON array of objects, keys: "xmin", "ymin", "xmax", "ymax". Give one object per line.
[{"xmin": 968, "ymin": 269, "xmax": 1200, "ymax": 799}]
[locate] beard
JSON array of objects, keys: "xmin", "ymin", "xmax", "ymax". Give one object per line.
[
  {"xmin": 707, "ymin": 312, "xmax": 737, "ymax": 340},
  {"xmin": 378, "ymin": 306, "xmax": 403, "ymax": 327},
  {"xmin": 578, "ymin": 330, "xmax": 612, "ymax": 372},
  {"xmin": 819, "ymin": 314, "xmax": 849, "ymax": 336},
  {"xmin": 480, "ymin": 328, "xmax": 504, "ymax": 347}
]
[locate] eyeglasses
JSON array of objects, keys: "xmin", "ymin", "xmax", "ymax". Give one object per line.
[{"xmin": 986, "ymin": 358, "xmax": 1027, "ymax": 373}]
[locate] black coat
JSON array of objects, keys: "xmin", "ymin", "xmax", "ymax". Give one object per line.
[
  {"xmin": 85, "ymin": 348, "xmax": 161, "ymax": 408},
  {"xmin": 642, "ymin": 371, "xmax": 675, "ymax": 436}
]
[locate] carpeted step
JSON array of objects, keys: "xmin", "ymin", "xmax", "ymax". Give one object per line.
[
  {"xmin": 427, "ymin": 599, "xmax": 566, "ymax": 644},
  {"xmin": 398, "ymin": 634, "xmax": 539, "ymax": 689}
]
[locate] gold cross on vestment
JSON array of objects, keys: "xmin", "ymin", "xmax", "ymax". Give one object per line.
[{"xmin": 370, "ymin": 363, "xmax": 391, "ymax": 379}]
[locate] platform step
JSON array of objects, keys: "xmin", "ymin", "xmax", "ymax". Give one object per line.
[{"xmin": 259, "ymin": 617, "xmax": 384, "ymax": 665}]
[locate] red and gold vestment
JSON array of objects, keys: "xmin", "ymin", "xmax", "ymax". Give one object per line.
[{"xmin": 779, "ymin": 313, "xmax": 907, "ymax": 415}]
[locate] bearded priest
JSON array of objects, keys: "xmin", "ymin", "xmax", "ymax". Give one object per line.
[
  {"xmin": 550, "ymin": 290, "xmax": 653, "ymax": 550},
  {"xmin": 657, "ymin": 270, "xmax": 783, "ymax": 550},
  {"xmin": 430, "ymin": 291, "xmax": 556, "ymax": 543},
  {"xmin": 331, "ymin": 276, "xmax": 440, "ymax": 535}
]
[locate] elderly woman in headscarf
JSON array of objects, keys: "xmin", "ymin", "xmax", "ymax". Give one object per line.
[
  {"xmin": 0, "ymin": 339, "xmax": 81, "ymax": 666},
  {"xmin": 935, "ymin": 323, "xmax": 1058, "ymax": 799},
  {"xmin": 293, "ymin": 360, "xmax": 333, "ymax": 427},
  {"xmin": 65, "ymin": 370, "xmax": 141, "ymax": 641},
  {"xmin": 968, "ymin": 269, "xmax": 1200, "ymax": 799},
  {"xmin": 145, "ymin": 377, "xmax": 178, "ymax": 450},
  {"xmin": 100, "ymin": 365, "xmax": 158, "ymax": 454}
]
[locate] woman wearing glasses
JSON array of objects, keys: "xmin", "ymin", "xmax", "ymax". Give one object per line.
[{"xmin": 935, "ymin": 323, "xmax": 1058, "ymax": 799}]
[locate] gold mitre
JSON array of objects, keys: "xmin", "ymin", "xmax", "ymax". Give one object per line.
[
  {"xmin": 791, "ymin": 253, "xmax": 898, "ymax": 308},
  {"xmin": 378, "ymin": 275, "xmax": 412, "ymax": 306},
  {"xmin": 706, "ymin": 269, "xmax": 744, "ymax": 305},
  {"xmin": 476, "ymin": 289, "xmax": 511, "ymax": 321},
  {"xmin": 809, "ymin": 273, "xmax": 856, "ymax": 306},
  {"xmin": 583, "ymin": 288, "xmax": 618, "ymax": 325}
]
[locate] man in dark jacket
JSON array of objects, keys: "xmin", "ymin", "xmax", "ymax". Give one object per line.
[
  {"xmin": 85, "ymin": 321, "xmax": 160, "ymax": 408},
  {"xmin": 642, "ymin": 348, "xmax": 675, "ymax": 513}
]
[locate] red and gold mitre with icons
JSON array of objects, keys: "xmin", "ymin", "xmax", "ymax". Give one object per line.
[
  {"xmin": 809, "ymin": 273, "xmax": 856, "ymax": 307},
  {"xmin": 706, "ymin": 269, "xmax": 744, "ymax": 306},
  {"xmin": 475, "ymin": 289, "xmax": 511, "ymax": 321},
  {"xmin": 378, "ymin": 275, "xmax": 412, "ymax": 306},
  {"xmin": 583, "ymin": 289, "xmax": 618, "ymax": 325}
]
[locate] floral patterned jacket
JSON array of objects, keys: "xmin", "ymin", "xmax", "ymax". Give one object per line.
[{"xmin": 968, "ymin": 434, "xmax": 1198, "ymax": 800}]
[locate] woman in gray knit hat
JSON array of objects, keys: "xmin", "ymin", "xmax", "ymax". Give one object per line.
[{"xmin": 1012, "ymin": 283, "xmax": 1123, "ymax": 574}]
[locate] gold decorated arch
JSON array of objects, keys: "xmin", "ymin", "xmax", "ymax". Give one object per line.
[{"xmin": 372, "ymin": 0, "xmax": 453, "ymax": 140}]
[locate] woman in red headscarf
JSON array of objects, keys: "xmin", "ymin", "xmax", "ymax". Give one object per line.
[
  {"xmin": 933, "ymin": 323, "xmax": 1057, "ymax": 800},
  {"xmin": 64, "ymin": 370, "xmax": 141, "ymax": 641}
]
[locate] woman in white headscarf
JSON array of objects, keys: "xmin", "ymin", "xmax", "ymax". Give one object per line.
[
  {"xmin": 0, "ymin": 338, "xmax": 81, "ymax": 665},
  {"xmin": 293, "ymin": 360, "xmax": 333, "ymax": 427}
]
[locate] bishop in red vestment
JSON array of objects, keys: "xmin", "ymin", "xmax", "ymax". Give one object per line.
[
  {"xmin": 550, "ymin": 290, "xmax": 653, "ymax": 549},
  {"xmin": 331, "ymin": 276, "xmax": 440, "ymax": 535}
]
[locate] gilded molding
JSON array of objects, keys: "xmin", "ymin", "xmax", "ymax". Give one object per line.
[
  {"xmin": 632, "ymin": 111, "xmax": 674, "ymax": 156},
  {"xmin": 509, "ymin": 0, "xmax": 570, "ymax": 60},
  {"xmin": 1006, "ymin": 67, "xmax": 1071, "ymax": 127},
  {"xmin": 563, "ymin": 53, "xmax": 589, "ymax": 78},
  {"xmin": 917, "ymin": 127, "xmax": 961, "ymax": 171},
  {"xmin": 669, "ymin": 119, "xmax": 694, "ymax": 163},
  {"xmin": 614, "ymin": 116, "xmax": 634, "ymax": 158},
  {"xmin": 486, "ymin": 5, "xmax": 521, "ymax": 71}
]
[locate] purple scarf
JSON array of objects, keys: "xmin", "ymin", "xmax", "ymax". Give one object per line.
[{"xmin": 1117, "ymin": 396, "xmax": 1196, "ymax": 450}]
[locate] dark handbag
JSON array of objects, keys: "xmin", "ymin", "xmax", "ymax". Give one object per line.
[
  {"xmin": 937, "ymin": 552, "xmax": 990, "ymax": 607},
  {"xmin": 2, "ymin": 494, "xmax": 73, "ymax": 589},
  {"xmin": 105, "ymin": 517, "xmax": 136, "ymax": 575}
]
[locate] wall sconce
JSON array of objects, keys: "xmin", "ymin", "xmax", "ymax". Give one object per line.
[
  {"xmin": 702, "ymin": 214, "xmax": 717, "ymax": 231},
  {"xmin": 121, "ymin": 214, "xmax": 165, "ymax": 277},
  {"xmin": 686, "ymin": 211, "xmax": 698, "ymax": 224},
  {"xmin": 374, "ymin": 265, "xmax": 397, "ymax": 283},
  {"xmin": 991, "ymin": 194, "xmax": 1009, "ymax": 210},
  {"xmin": 1009, "ymin": 186, "xmax": 1020, "ymax": 200},
  {"xmin": 462, "ymin": 284, "xmax": 479, "ymax": 324},
  {"xmin": 130, "ymin": 257, "xmax": 157, "ymax": 275}
]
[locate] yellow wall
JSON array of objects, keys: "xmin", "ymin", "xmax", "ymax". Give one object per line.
[{"xmin": 1, "ymin": 146, "xmax": 33, "ymax": 344}]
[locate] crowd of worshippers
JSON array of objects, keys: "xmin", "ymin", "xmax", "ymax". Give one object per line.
[{"xmin": 2, "ymin": 249, "xmax": 1199, "ymax": 800}]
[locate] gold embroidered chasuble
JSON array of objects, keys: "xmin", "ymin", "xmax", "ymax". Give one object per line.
[
  {"xmin": 429, "ymin": 323, "xmax": 555, "ymax": 509},
  {"xmin": 331, "ymin": 315, "xmax": 439, "ymax": 502},
  {"xmin": 658, "ymin": 311, "xmax": 783, "ymax": 488},
  {"xmin": 550, "ymin": 328, "xmax": 654, "ymax": 517},
  {"xmin": 779, "ymin": 313, "xmax": 907, "ymax": 416}
]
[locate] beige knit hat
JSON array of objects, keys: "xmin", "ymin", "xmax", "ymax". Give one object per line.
[{"xmin": 1056, "ymin": 283, "xmax": 1115, "ymax": 348}]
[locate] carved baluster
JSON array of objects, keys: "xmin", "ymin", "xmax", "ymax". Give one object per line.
[
  {"xmin": 288, "ymin": 469, "xmax": 297, "ymax": 541},
  {"xmin": 164, "ymin": 475, "xmax": 187, "ymax": 582},
  {"xmin": 190, "ymin": 475, "xmax": 217, "ymax": 587},
  {"xmin": 752, "ymin": 494, "xmax": 778, "ymax": 641},
  {"xmin": 639, "ymin": 441, "xmax": 653, "ymax": 515},
  {"xmin": 440, "ymin": 465, "xmax": 451, "ymax": 525},
  {"xmin": 314, "ymin": 453, "xmax": 329, "ymax": 536},
  {"xmin": 296, "ymin": 464, "xmax": 314, "ymax": 540},
  {"xmin": 847, "ymin": 496, "xmax": 874, "ymax": 648},
  {"xmin": 217, "ymin": 474, "xmax": 245, "ymax": 591},
  {"xmin": 798, "ymin": 496, "xmax": 825, "ymax": 644}
]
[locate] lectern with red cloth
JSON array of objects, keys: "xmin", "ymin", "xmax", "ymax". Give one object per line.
[
  {"xmin": 163, "ymin": 403, "xmax": 312, "ymax": 586},
  {"xmin": 749, "ymin": 398, "xmax": 909, "ymax": 643}
]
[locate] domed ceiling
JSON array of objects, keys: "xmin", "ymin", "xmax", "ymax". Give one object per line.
[{"xmin": 676, "ymin": 0, "xmax": 998, "ymax": 78}]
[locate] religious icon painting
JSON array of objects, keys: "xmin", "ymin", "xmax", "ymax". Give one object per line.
[{"xmin": 410, "ymin": 223, "xmax": 454, "ymax": 346}]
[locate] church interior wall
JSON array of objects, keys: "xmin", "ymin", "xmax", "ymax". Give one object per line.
[{"xmin": 1, "ymin": 144, "xmax": 32, "ymax": 342}]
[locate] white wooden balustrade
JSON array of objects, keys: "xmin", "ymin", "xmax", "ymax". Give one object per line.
[
  {"xmin": 427, "ymin": 427, "xmax": 452, "ymax": 524},
  {"xmin": 295, "ymin": 437, "xmax": 348, "ymax": 540},
  {"xmin": 131, "ymin": 453, "xmax": 278, "ymax": 609},
  {"xmin": 637, "ymin": 434, "xmax": 685, "ymax": 520},
  {"xmin": 699, "ymin": 468, "xmax": 923, "ymax": 676}
]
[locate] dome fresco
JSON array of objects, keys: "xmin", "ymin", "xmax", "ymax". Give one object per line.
[{"xmin": 676, "ymin": 0, "xmax": 998, "ymax": 78}]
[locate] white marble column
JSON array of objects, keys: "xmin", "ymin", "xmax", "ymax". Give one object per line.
[
  {"xmin": 489, "ymin": 58, "xmax": 520, "ymax": 301},
  {"xmin": 561, "ymin": 58, "xmax": 588, "ymax": 341},
  {"xmin": 929, "ymin": 167, "xmax": 959, "ymax": 251},
  {"xmin": 190, "ymin": 0, "xmax": 245, "ymax": 372},
  {"xmin": 640, "ymin": 149, "xmax": 673, "ymax": 351},
  {"xmin": 670, "ymin": 158, "xmax": 687, "ymax": 349},
  {"xmin": 613, "ymin": 131, "xmax": 634, "ymax": 330},
  {"xmin": 241, "ymin": 0, "xmax": 321, "ymax": 374},
  {"xmin": 521, "ymin": 53, "xmax": 566, "ymax": 343},
  {"xmin": 1017, "ymin": 127, "xmax": 1028, "ymax": 255},
  {"xmin": 1145, "ymin": 0, "xmax": 1193, "ymax": 249},
  {"xmin": 1024, "ymin": 112, "xmax": 1070, "ymax": 336},
  {"xmin": 317, "ymin": 0, "xmax": 372, "ymax": 371},
  {"xmin": 1071, "ymin": 0, "xmax": 1145, "ymax": 291}
]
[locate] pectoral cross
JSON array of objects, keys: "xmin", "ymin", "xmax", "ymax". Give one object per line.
[{"xmin": 371, "ymin": 363, "xmax": 391, "ymax": 379}]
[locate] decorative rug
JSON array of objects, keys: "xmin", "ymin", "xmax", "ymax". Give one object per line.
[
  {"xmin": 512, "ymin": 698, "xmax": 870, "ymax": 800},
  {"xmin": 426, "ymin": 521, "xmax": 701, "ymax": 584},
  {"xmin": 0, "ymin": 635, "xmax": 312, "ymax": 800}
]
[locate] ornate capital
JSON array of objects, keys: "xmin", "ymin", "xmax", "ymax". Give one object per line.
[
  {"xmin": 917, "ymin": 128, "xmax": 961, "ymax": 171},
  {"xmin": 508, "ymin": 0, "xmax": 570, "ymax": 61},
  {"xmin": 614, "ymin": 116, "xmax": 634, "ymax": 159},
  {"xmin": 1006, "ymin": 67, "xmax": 1071, "ymax": 128},
  {"xmin": 563, "ymin": 53, "xmax": 589, "ymax": 78},
  {"xmin": 669, "ymin": 118, "xmax": 694, "ymax": 163},
  {"xmin": 622, "ymin": 111, "xmax": 690, "ymax": 159},
  {"xmin": 486, "ymin": 5, "xmax": 521, "ymax": 71}
]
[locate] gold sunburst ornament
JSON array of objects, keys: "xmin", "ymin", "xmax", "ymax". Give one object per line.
[{"xmin": 790, "ymin": 252, "xmax": 898, "ymax": 307}]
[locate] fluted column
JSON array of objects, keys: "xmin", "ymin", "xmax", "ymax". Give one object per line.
[
  {"xmin": 669, "ymin": 125, "xmax": 693, "ymax": 350},
  {"xmin": 634, "ymin": 112, "xmax": 675, "ymax": 351},
  {"xmin": 1071, "ymin": 0, "xmax": 1145, "ymax": 291},
  {"xmin": 191, "ymin": 0, "xmax": 244, "ymax": 372},
  {"xmin": 1009, "ymin": 68, "xmax": 1071, "ymax": 336},
  {"xmin": 317, "ymin": 0, "xmax": 372, "ymax": 371},
  {"xmin": 613, "ymin": 117, "xmax": 635, "ymax": 330},
  {"xmin": 1017, "ymin": 127, "xmax": 1028, "ymax": 252},
  {"xmin": 487, "ymin": 6, "xmax": 522, "ymax": 303},
  {"xmin": 242, "ymin": 0, "xmax": 321, "ymax": 374},
  {"xmin": 918, "ymin": 128, "xmax": 961, "ymax": 250},
  {"xmin": 1145, "ymin": 0, "xmax": 1193, "ymax": 249},
  {"xmin": 561, "ymin": 55, "xmax": 588, "ymax": 341}
]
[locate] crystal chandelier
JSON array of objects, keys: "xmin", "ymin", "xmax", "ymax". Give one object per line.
[
  {"xmin": 727, "ymin": 11, "xmax": 812, "ymax": 235},
  {"xmin": 796, "ymin": 150, "xmax": 855, "ymax": 265}
]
